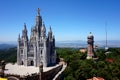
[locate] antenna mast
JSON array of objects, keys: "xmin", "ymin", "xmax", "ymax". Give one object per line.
[
  {"xmin": 105, "ymin": 21, "xmax": 107, "ymax": 47},
  {"xmin": 105, "ymin": 21, "xmax": 108, "ymax": 51}
]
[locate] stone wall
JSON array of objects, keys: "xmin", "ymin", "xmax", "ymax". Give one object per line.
[
  {"xmin": 53, "ymin": 63, "xmax": 67, "ymax": 80},
  {"xmin": 4, "ymin": 64, "xmax": 63, "ymax": 80},
  {"xmin": 42, "ymin": 64, "xmax": 63, "ymax": 80}
]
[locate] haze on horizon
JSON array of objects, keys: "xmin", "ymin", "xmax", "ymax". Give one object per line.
[{"xmin": 0, "ymin": 0, "xmax": 120, "ymax": 42}]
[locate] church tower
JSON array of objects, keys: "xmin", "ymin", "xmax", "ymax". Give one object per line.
[
  {"xmin": 86, "ymin": 32, "xmax": 94, "ymax": 59},
  {"xmin": 17, "ymin": 8, "xmax": 56, "ymax": 67}
]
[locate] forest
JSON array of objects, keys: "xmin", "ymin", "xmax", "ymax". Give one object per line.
[
  {"xmin": 57, "ymin": 48, "xmax": 120, "ymax": 80},
  {"xmin": 0, "ymin": 47, "xmax": 17, "ymax": 63},
  {"xmin": 0, "ymin": 47, "xmax": 120, "ymax": 79}
]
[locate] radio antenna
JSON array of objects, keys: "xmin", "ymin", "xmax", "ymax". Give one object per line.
[{"xmin": 105, "ymin": 21, "xmax": 108, "ymax": 51}]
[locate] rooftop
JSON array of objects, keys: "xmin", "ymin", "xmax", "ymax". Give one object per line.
[
  {"xmin": 4, "ymin": 63, "xmax": 59, "ymax": 76},
  {"xmin": 87, "ymin": 77, "xmax": 104, "ymax": 80}
]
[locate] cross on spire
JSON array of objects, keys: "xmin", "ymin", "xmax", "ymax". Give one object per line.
[{"xmin": 38, "ymin": 8, "xmax": 40, "ymax": 16}]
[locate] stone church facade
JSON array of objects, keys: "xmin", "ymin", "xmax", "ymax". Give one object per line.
[{"xmin": 17, "ymin": 8, "xmax": 56, "ymax": 67}]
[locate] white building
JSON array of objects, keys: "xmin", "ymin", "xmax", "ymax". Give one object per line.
[{"xmin": 17, "ymin": 8, "xmax": 56, "ymax": 67}]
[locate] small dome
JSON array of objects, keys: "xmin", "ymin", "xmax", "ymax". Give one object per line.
[{"xmin": 88, "ymin": 32, "xmax": 93, "ymax": 38}]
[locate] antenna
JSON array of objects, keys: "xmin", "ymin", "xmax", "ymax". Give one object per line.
[
  {"xmin": 105, "ymin": 21, "xmax": 107, "ymax": 47},
  {"xmin": 105, "ymin": 21, "xmax": 108, "ymax": 51}
]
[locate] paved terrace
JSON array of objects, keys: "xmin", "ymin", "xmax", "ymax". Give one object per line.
[{"xmin": 4, "ymin": 63, "xmax": 59, "ymax": 76}]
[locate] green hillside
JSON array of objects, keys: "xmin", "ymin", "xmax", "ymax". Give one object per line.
[
  {"xmin": 0, "ymin": 47, "xmax": 17, "ymax": 63},
  {"xmin": 57, "ymin": 48, "xmax": 120, "ymax": 80},
  {"xmin": 1, "ymin": 47, "xmax": 120, "ymax": 79}
]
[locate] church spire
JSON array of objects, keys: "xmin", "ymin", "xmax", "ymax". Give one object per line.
[
  {"xmin": 49, "ymin": 26, "xmax": 52, "ymax": 33},
  {"xmin": 41, "ymin": 22, "xmax": 46, "ymax": 32},
  {"xmin": 22, "ymin": 23, "xmax": 27, "ymax": 35},
  {"xmin": 22, "ymin": 23, "xmax": 28, "ymax": 41},
  {"xmin": 38, "ymin": 8, "xmax": 40, "ymax": 16},
  {"xmin": 35, "ymin": 8, "xmax": 42, "ymax": 37},
  {"xmin": 48, "ymin": 26, "xmax": 53, "ymax": 39},
  {"xmin": 41, "ymin": 22, "xmax": 46, "ymax": 37},
  {"xmin": 24, "ymin": 23, "xmax": 27, "ymax": 31},
  {"xmin": 18, "ymin": 34, "xmax": 21, "ymax": 41}
]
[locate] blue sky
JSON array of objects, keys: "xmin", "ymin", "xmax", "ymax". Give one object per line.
[{"xmin": 0, "ymin": 0, "xmax": 120, "ymax": 42}]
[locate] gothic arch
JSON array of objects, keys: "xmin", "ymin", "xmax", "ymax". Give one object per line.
[
  {"xmin": 30, "ymin": 60, "xmax": 34, "ymax": 66},
  {"xmin": 41, "ymin": 50, "xmax": 42, "ymax": 54},
  {"xmin": 21, "ymin": 61, "xmax": 24, "ymax": 65}
]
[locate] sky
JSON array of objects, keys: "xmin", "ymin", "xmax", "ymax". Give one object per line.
[{"xmin": 0, "ymin": 0, "xmax": 120, "ymax": 42}]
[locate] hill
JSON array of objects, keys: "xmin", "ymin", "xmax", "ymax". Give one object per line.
[
  {"xmin": 0, "ymin": 47, "xmax": 120, "ymax": 79},
  {"xmin": 0, "ymin": 47, "xmax": 17, "ymax": 63},
  {"xmin": 0, "ymin": 44, "xmax": 16, "ymax": 49},
  {"xmin": 57, "ymin": 48, "xmax": 120, "ymax": 79},
  {"xmin": 56, "ymin": 40, "xmax": 120, "ymax": 48}
]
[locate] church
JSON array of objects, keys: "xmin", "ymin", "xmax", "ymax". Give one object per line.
[{"xmin": 17, "ymin": 8, "xmax": 56, "ymax": 67}]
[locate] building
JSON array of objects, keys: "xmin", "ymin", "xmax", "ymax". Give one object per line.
[
  {"xmin": 17, "ymin": 8, "xmax": 56, "ymax": 67},
  {"xmin": 86, "ymin": 32, "xmax": 94, "ymax": 59},
  {"xmin": 79, "ymin": 48, "xmax": 87, "ymax": 53},
  {"xmin": 87, "ymin": 77, "xmax": 105, "ymax": 80}
]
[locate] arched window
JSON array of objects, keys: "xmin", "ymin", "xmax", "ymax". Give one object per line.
[
  {"xmin": 41, "ymin": 50, "xmax": 42, "ymax": 54},
  {"xmin": 30, "ymin": 60, "xmax": 34, "ymax": 66},
  {"xmin": 21, "ymin": 49, "xmax": 23, "ymax": 53},
  {"xmin": 21, "ymin": 61, "xmax": 24, "ymax": 65}
]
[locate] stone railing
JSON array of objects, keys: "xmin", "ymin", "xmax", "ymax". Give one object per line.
[
  {"xmin": 4, "ymin": 64, "xmax": 63, "ymax": 80},
  {"xmin": 53, "ymin": 63, "xmax": 67, "ymax": 80},
  {"xmin": 42, "ymin": 64, "xmax": 63, "ymax": 80}
]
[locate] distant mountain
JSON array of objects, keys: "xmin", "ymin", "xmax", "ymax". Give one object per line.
[
  {"xmin": 95, "ymin": 40, "xmax": 120, "ymax": 48},
  {"xmin": 0, "ymin": 41, "xmax": 17, "ymax": 45},
  {"xmin": 56, "ymin": 40, "xmax": 87, "ymax": 48},
  {"xmin": 56, "ymin": 40, "xmax": 120, "ymax": 48},
  {"xmin": 0, "ymin": 40, "xmax": 119, "ymax": 49},
  {"xmin": 0, "ymin": 44, "xmax": 16, "ymax": 49}
]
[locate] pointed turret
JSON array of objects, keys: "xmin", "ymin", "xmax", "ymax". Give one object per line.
[
  {"xmin": 41, "ymin": 22, "xmax": 46, "ymax": 32},
  {"xmin": 18, "ymin": 34, "xmax": 21, "ymax": 41},
  {"xmin": 24, "ymin": 23, "xmax": 27, "ymax": 32},
  {"xmin": 53, "ymin": 35, "xmax": 55, "ymax": 47},
  {"xmin": 22, "ymin": 23, "xmax": 27, "ymax": 35},
  {"xmin": 48, "ymin": 26, "xmax": 52, "ymax": 40},
  {"xmin": 38, "ymin": 8, "xmax": 40, "ymax": 16},
  {"xmin": 22, "ymin": 23, "xmax": 28, "ymax": 41},
  {"xmin": 41, "ymin": 22, "xmax": 46, "ymax": 37},
  {"xmin": 35, "ymin": 8, "xmax": 42, "ymax": 37},
  {"xmin": 49, "ymin": 26, "xmax": 52, "ymax": 33}
]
